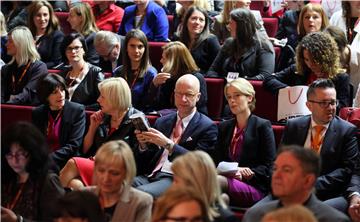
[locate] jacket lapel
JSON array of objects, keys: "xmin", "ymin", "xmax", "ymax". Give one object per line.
[{"xmin": 178, "ymin": 112, "xmax": 200, "ymax": 144}]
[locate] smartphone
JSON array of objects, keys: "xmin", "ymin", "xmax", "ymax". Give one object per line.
[{"xmin": 130, "ymin": 113, "xmax": 150, "ymax": 131}]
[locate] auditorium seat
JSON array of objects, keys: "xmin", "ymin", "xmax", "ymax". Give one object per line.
[
  {"xmin": 249, "ymin": 80, "xmax": 278, "ymax": 123},
  {"xmin": 48, "ymin": 69, "xmax": 61, "ymax": 74},
  {"xmin": 272, "ymin": 124, "xmax": 285, "ymax": 147},
  {"xmin": 250, "ymin": 0, "xmax": 272, "ymax": 17},
  {"xmin": 167, "ymin": 15, "xmax": 174, "ymax": 40},
  {"xmin": 1, "ymin": 104, "xmax": 33, "ymax": 130},
  {"xmin": 263, "ymin": 17, "xmax": 278, "ymax": 37},
  {"xmin": 55, "ymin": 12, "xmax": 72, "ymax": 35},
  {"xmin": 205, "ymin": 78, "xmax": 225, "ymax": 120},
  {"xmin": 148, "ymin": 41, "xmax": 167, "ymax": 71}
]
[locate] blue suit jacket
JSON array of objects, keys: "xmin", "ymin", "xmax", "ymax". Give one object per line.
[
  {"xmin": 137, "ymin": 111, "xmax": 218, "ymax": 175},
  {"xmin": 118, "ymin": 1, "xmax": 169, "ymax": 41},
  {"xmin": 32, "ymin": 100, "xmax": 86, "ymax": 170},
  {"xmin": 281, "ymin": 115, "xmax": 360, "ymax": 200},
  {"xmin": 214, "ymin": 115, "xmax": 276, "ymax": 194}
]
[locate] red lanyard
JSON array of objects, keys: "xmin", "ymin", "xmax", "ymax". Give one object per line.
[
  {"xmin": 11, "ymin": 62, "xmax": 31, "ymax": 93},
  {"xmin": 6, "ymin": 183, "xmax": 26, "ymax": 210}
]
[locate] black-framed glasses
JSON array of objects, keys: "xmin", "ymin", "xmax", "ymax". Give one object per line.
[
  {"xmin": 66, "ymin": 46, "xmax": 83, "ymax": 53},
  {"xmin": 308, "ymin": 100, "xmax": 338, "ymax": 108},
  {"xmin": 5, "ymin": 152, "xmax": 29, "ymax": 161}
]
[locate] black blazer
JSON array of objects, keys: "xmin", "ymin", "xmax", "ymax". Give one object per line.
[
  {"xmin": 36, "ymin": 30, "xmax": 64, "ymax": 69},
  {"xmin": 59, "ymin": 63, "xmax": 104, "ymax": 110},
  {"xmin": 188, "ymin": 34, "xmax": 221, "ymax": 74},
  {"xmin": 214, "ymin": 115, "xmax": 276, "ymax": 194},
  {"xmin": 281, "ymin": 115, "xmax": 360, "ymax": 200},
  {"xmin": 206, "ymin": 37, "xmax": 275, "ymax": 80},
  {"xmin": 32, "ymin": 100, "xmax": 86, "ymax": 169},
  {"xmin": 86, "ymin": 107, "xmax": 142, "ymax": 157},
  {"xmin": 136, "ymin": 111, "xmax": 218, "ymax": 175},
  {"xmin": 263, "ymin": 64, "xmax": 351, "ymax": 109},
  {"xmin": 85, "ymin": 32, "xmax": 100, "ymax": 66}
]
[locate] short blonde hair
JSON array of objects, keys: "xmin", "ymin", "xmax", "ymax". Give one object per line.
[
  {"xmin": 224, "ymin": 78, "xmax": 256, "ymax": 111},
  {"xmin": 9, "ymin": 26, "xmax": 40, "ymax": 66},
  {"xmin": 152, "ymin": 186, "xmax": 209, "ymax": 222},
  {"xmin": 171, "ymin": 151, "xmax": 226, "ymax": 221},
  {"xmin": 261, "ymin": 205, "xmax": 317, "ymax": 222},
  {"xmin": 94, "ymin": 140, "xmax": 136, "ymax": 185},
  {"xmin": 98, "ymin": 77, "xmax": 131, "ymax": 112}
]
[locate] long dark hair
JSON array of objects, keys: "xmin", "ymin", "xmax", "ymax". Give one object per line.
[
  {"xmin": 180, "ymin": 6, "xmax": 211, "ymax": 50},
  {"xmin": 122, "ymin": 29, "xmax": 150, "ymax": 79},
  {"xmin": 1, "ymin": 122, "xmax": 50, "ymax": 185}
]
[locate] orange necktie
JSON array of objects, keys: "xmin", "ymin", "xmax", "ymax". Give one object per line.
[{"xmin": 311, "ymin": 125, "xmax": 325, "ymax": 153}]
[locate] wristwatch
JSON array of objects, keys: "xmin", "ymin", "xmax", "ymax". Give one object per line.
[{"xmin": 163, "ymin": 141, "xmax": 174, "ymax": 152}]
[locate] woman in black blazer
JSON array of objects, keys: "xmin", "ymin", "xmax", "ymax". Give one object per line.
[
  {"xmin": 215, "ymin": 78, "xmax": 276, "ymax": 208},
  {"xmin": 59, "ymin": 33, "xmax": 104, "ymax": 110},
  {"xmin": 32, "ymin": 73, "xmax": 86, "ymax": 172},
  {"xmin": 27, "ymin": 1, "xmax": 64, "ymax": 69}
]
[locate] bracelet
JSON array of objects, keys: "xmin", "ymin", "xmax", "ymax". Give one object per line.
[{"xmin": 17, "ymin": 215, "xmax": 23, "ymax": 222}]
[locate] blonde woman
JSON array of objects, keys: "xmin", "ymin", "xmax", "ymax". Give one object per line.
[
  {"xmin": 86, "ymin": 140, "xmax": 153, "ymax": 222},
  {"xmin": 0, "ymin": 11, "xmax": 10, "ymax": 64},
  {"xmin": 1, "ymin": 26, "xmax": 47, "ymax": 105},
  {"xmin": 149, "ymin": 41, "xmax": 208, "ymax": 114},
  {"xmin": 67, "ymin": 2, "xmax": 99, "ymax": 65},
  {"xmin": 171, "ymin": 151, "xmax": 237, "ymax": 222},
  {"xmin": 261, "ymin": 205, "xmax": 317, "ymax": 222}
]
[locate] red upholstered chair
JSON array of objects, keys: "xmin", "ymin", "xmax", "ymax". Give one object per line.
[
  {"xmin": 55, "ymin": 12, "xmax": 72, "ymax": 35},
  {"xmin": 272, "ymin": 124, "xmax": 285, "ymax": 147},
  {"xmin": 148, "ymin": 41, "xmax": 167, "ymax": 71},
  {"xmin": 1, "ymin": 104, "xmax": 34, "ymax": 131},
  {"xmin": 263, "ymin": 17, "xmax": 279, "ymax": 38},
  {"xmin": 48, "ymin": 69, "xmax": 61, "ymax": 74},
  {"xmin": 250, "ymin": 80, "xmax": 278, "ymax": 123},
  {"xmin": 103, "ymin": 72, "xmax": 112, "ymax": 78},
  {"xmin": 205, "ymin": 78, "xmax": 225, "ymax": 120},
  {"xmin": 146, "ymin": 115, "xmax": 159, "ymax": 126},
  {"xmin": 250, "ymin": 0, "xmax": 272, "ymax": 17}
]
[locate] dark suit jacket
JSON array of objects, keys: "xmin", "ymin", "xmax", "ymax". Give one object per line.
[
  {"xmin": 85, "ymin": 32, "xmax": 100, "ymax": 65},
  {"xmin": 243, "ymin": 193, "xmax": 350, "ymax": 222},
  {"xmin": 281, "ymin": 115, "xmax": 359, "ymax": 200},
  {"xmin": 32, "ymin": 100, "xmax": 86, "ymax": 169},
  {"xmin": 59, "ymin": 63, "xmax": 104, "ymax": 110},
  {"xmin": 214, "ymin": 115, "xmax": 276, "ymax": 194},
  {"xmin": 98, "ymin": 34, "xmax": 125, "ymax": 73},
  {"xmin": 36, "ymin": 30, "xmax": 64, "ymax": 69},
  {"xmin": 137, "ymin": 111, "xmax": 218, "ymax": 175}
]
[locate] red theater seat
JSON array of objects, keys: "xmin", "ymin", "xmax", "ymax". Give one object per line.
[
  {"xmin": 55, "ymin": 12, "xmax": 72, "ymax": 35},
  {"xmin": 250, "ymin": 80, "xmax": 278, "ymax": 123},
  {"xmin": 48, "ymin": 69, "xmax": 61, "ymax": 74},
  {"xmin": 272, "ymin": 124, "xmax": 285, "ymax": 147},
  {"xmin": 1, "ymin": 104, "xmax": 34, "ymax": 130},
  {"xmin": 205, "ymin": 78, "xmax": 225, "ymax": 120},
  {"xmin": 148, "ymin": 41, "xmax": 167, "ymax": 71},
  {"xmin": 167, "ymin": 15, "xmax": 174, "ymax": 39},
  {"xmin": 250, "ymin": 1, "xmax": 272, "ymax": 17},
  {"xmin": 263, "ymin": 17, "xmax": 278, "ymax": 37}
]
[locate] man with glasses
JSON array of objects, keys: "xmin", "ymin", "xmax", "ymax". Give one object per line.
[
  {"xmin": 132, "ymin": 74, "xmax": 218, "ymax": 197},
  {"xmin": 281, "ymin": 79, "xmax": 360, "ymax": 213},
  {"xmin": 94, "ymin": 31, "xmax": 125, "ymax": 73}
]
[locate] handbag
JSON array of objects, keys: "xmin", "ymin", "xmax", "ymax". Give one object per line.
[
  {"xmin": 339, "ymin": 107, "xmax": 360, "ymax": 128},
  {"xmin": 277, "ymin": 86, "xmax": 311, "ymax": 121}
]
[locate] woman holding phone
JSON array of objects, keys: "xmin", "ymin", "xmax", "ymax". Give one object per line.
[{"xmin": 59, "ymin": 77, "xmax": 144, "ymax": 189}]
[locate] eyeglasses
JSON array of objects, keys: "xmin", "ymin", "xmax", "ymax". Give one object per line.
[
  {"xmin": 308, "ymin": 100, "xmax": 338, "ymax": 108},
  {"xmin": 66, "ymin": 46, "xmax": 83, "ymax": 53},
  {"xmin": 161, "ymin": 216, "xmax": 205, "ymax": 222},
  {"xmin": 174, "ymin": 91, "xmax": 198, "ymax": 99},
  {"xmin": 5, "ymin": 152, "xmax": 29, "ymax": 161}
]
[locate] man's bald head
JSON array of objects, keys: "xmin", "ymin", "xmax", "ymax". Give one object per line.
[{"xmin": 175, "ymin": 74, "xmax": 200, "ymax": 93}]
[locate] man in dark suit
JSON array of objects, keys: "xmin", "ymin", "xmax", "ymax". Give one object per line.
[
  {"xmin": 281, "ymin": 79, "xmax": 359, "ymax": 212},
  {"xmin": 348, "ymin": 169, "xmax": 360, "ymax": 222},
  {"xmin": 133, "ymin": 74, "xmax": 218, "ymax": 197},
  {"xmin": 243, "ymin": 145, "xmax": 350, "ymax": 222},
  {"xmin": 94, "ymin": 30, "xmax": 125, "ymax": 73}
]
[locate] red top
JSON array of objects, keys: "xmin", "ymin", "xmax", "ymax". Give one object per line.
[{"xmin": 93, "ymin": 4, "xmax": 124, "ymax": 33}]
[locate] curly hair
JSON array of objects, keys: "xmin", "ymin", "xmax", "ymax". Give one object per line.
[{"xmin": 296, "ymin": 32, "xmax": 344, "ymax": 79}]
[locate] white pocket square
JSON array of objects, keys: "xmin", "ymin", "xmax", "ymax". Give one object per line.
[{"xmin": 186, "ymin": 137, "xmax": 193, "ymax": 142}]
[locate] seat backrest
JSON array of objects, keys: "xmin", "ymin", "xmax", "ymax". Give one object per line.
[
  {"xmin": 1, "ymin": 104, "xmax": 34, "ymax": 131},
  {"xmin": 55, "ymin": 12, "xmax": 72, "ymax": 35},
  {"xmin": 205, "ymin": 78, "xmax": 225, "ymax": 120},
  {"xmin": 250, "ymin": 80, "xmax": 278, "ymax": 123},
  {"xmin": 148, "ymin": 41, "xmax": 167, "ymax": 71},
  {"xmin": 167, "ymin": 15, "xmax": 174, "ymax": 40},
  {"xmin": 250, "ymin": 1, "xmax": 272, "ymax": 17},
  {"xmin": 263, "ymin": 17, "xmax": 279, "ymax": 37},
  {"xmin": 272, "ymin": 124, "xmax": 285, "ymax": 147}
]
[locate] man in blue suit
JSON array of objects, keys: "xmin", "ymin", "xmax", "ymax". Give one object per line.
[
  {"xmin": 133, "ymin": 74, "xmax": 217, "ymax": 197},
  {"xmin": 281, "ymin": 79, "xmax": 360, "ymax": 212}
]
